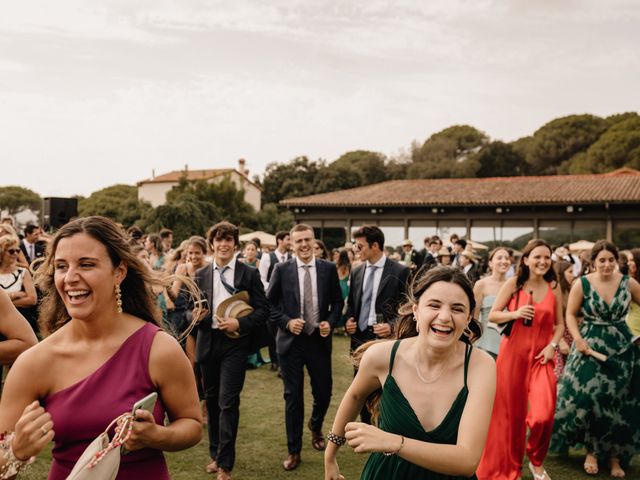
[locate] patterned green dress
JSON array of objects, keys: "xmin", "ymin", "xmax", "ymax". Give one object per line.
[
  {"xmin": 552, "ymin": 275, "xmax": 640, "ymax": 466},
  {"xmin": 361, "ymin": 340, "xmax": 476, "ymax": 479}
]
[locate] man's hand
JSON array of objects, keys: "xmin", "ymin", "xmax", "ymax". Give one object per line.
[
  {"xmin": 345, "ymin": 317, "xmax": 357, "ymax": 334},
  {"xmin": 373, "ymin": 323, "xmax": 392, "ymax": 338},
  {"xmin": 319, "ymin": 321, "xmax": 331, "ymax": 337},
  {"xmin": 217, "ymin": 316, "xmax": 240, "ymax": 333},
  {"xmin": 288, "ymin": 318, "xmax": 306, "ymax": 335}
]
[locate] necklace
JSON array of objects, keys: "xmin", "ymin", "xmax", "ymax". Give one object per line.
[{"xmin": 414, "ymin": 344, "xmax": 457, "ymax": 384}]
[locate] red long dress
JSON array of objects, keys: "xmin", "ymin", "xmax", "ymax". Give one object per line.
[{"xmin": 476, "ymin": 286, "xmax": 557, "ymax": 480}]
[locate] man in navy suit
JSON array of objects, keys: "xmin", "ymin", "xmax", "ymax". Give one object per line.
[
  {"xmin": 193, "ymin": 221, "xmax": 269, "ymax": 480},
  {"xmin": 345, "ymin": 225, "xmax": 410, "ymax": 423},
  {"xmin": 20, "ymin": 225, "xmax": 46, "ymax": 265},
  {"xmin": 267, "ymin": 224, "xmax": 343, "ymax": 471}
]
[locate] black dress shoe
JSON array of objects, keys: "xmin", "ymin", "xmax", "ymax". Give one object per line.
[{"xmin": 282, "ymin": 453, "xmax": 301, "ymax": 471}]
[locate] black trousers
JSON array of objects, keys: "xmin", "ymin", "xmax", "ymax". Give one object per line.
[
  {"xmin": 199, "ymin": 330, "xmax": 250, "ymax": 471},
  {"xmin": 279, "ymin": 330, "xmax": 332, "ymax": 454},
  {"xmin": 350, "ymin": 327, "xmax": 378, "ymax": 424}
]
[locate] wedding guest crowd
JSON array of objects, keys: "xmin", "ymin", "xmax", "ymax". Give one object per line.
[{"xmin": 0, "ymin": 216, "xmax": 639, "ymax": 480}]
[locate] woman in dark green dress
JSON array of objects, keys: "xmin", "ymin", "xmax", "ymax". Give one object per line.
[
  {"xmin": 324, "ymin": 267, "xmax": 496, "ymax": 480},
  {"xmin": 552, "ymin": 241, "xmax": 640, "ymax": 478}
]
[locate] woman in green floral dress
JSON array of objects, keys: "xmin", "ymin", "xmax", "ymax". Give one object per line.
[{"xmin": 553, "ymin": 241, "xmax": 640, "ymax": 478}]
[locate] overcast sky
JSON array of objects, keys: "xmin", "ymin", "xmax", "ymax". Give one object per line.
[{"xmin": 1, "ymin": 0, "xmax": 638, "ymax": 198}]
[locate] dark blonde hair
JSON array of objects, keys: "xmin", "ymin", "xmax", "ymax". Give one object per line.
[{"xmin": 35, "ymin": 216, "xmax": 170, "ymax": 335}]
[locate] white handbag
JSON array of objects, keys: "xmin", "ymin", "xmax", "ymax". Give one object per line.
[{"xmin": 65, "ymin": 413, "xmax": 133, "ymax": 480}]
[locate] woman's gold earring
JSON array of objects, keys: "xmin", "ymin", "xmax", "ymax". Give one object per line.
[
  {"xmin": 115, "ymin": 284, "xmax": 123, "ymax": 314},
  {"xmin": 414, "ymin": 315, "xmax": 420, "ymax": 333}
]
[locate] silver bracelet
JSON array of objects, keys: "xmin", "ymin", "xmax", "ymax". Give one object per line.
[{"xmin": 327, "ymin": 432, "xmax": 346, "ymax": 446}]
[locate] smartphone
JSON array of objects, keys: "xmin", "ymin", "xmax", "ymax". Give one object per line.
[
  {"xmin": 122, "ymin": 392, "xmax": 158, "ymax": 455},
  {"xmin": 132, "ymin": 392, "xmax": 158, "ymax": 418}
]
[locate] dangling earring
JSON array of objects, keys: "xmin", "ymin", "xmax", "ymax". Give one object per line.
[
  {"xmin": 463, "ymin": 323, "xmax": 472, "ymax": 338},
  {"xmin": 414, "ymin": 315, "xmax": 420, "ymax": 333},
  {"xmin": 114, "ymin": 284, "xmax": 123, "ymax": 314}
]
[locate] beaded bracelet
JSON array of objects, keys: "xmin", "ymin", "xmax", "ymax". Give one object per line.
[
  {"xmin": 327, "ymin": 432, "xmax": 346, "ymax": 446},
  {"xmin": 0, "ymin": 432, "xmax": 35, "ymax": 479},
  {"xmin": 383, "ymin": 435, "xmax": 405, "ymax": 456}
]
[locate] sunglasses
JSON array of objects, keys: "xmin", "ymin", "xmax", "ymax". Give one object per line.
[{"xmin": 6, "ymin": 248, "xmax": 21, "ymax": 255}]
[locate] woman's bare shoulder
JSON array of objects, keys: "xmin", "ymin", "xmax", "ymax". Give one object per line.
[{"xmin": 466, "ymin": 347, "xmax": 496, "ymax": 388}]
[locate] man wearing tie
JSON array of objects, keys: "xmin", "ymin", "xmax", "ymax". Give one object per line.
[
  {"xmin": 267, "ymin": 224, "xmax": 343, "ymax": 471},
  {"xmin": 345, "ymin": 225, "xmax": 410, "ymax": 423},
  {"xmin": 258, "ymin": 230, "xmax": 291, "ymax": 289},
  {"xmin": 20, "ymin": 225, "xmax": 45, "ymax": 265},
  {"xmin": 193, "ymin": 221, "xmax": 269, "ymax": 480}
]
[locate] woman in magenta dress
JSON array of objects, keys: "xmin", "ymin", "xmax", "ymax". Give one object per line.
[
  {"xmin": 0, "ymin": 216, "xmax": 202, "ymax": 479},
  {"xmin": 477, "ymin": 239, "xmax": 565, "ymax": 480}
]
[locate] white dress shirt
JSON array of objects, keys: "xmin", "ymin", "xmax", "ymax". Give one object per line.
[
  {"xmin": 363, "ymin": 255, "xmax": 386, "ymax": 326},
  {"xmin": 259, "ymin": 249, "xmax": 289, "ymax": 289},
  {"xmin": 211, "ymin": 258, "xmax": 236, "ymax": 329}
]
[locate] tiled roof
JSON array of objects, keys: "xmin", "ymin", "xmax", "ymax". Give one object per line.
[
  {"xmin": 280, "ymin": 168, "xmax": 640, "ymax": 207},
  {"xmin": 138, "ymin": 168, "xmax": 261, "ymax": 190},
  {"xmin": 138, "ymin": 169, "xmax": 235, "ymax": 184}
]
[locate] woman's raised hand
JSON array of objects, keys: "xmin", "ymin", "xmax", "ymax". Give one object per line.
[
  {"xmin": 11, "ymin": 401, "xmax": 54, "ymax": 460},
  {"xmin": 344, "ymin": 422, "xmax": 401, "ymax": 454}
]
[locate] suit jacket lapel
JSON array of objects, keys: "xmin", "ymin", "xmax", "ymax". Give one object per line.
[
  {"xmin": 354, "ymin": 265, "xmax": 365, "ymax": 315},
  {"xmin": 291, "ymin": 262, "xmax": 301, "ymax": 314},
  {"xmin": 234, "ymin": 261, "xmax": 245, "ymax": 290},
  {"xmin": 376, "ymin": 260, "xmax": 392, "ymax": 299},
  {"xmin": 316, "ymin": 261, "xmax": 326, "ymax": 313}
]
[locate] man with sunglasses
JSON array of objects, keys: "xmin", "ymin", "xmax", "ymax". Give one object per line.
[{"xmin": 345, "ymin": 225, "xmax": 409, "ymax": 423}]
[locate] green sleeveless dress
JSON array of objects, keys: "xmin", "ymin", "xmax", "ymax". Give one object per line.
[
  {"xmin": 552, "ymin": 275, "xmax": 640, "ymax": 466},
  {"xmin": 361, "ymin": 340, "xmax": 476, "ymax": 480}
]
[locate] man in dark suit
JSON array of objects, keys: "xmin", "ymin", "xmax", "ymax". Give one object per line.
[
  {"xmin": 345, "ymin": 225, "xmax": 410, "ymax": 423},
  {"xmin": 20, "ymin": 224, "xmax": 45, "ymax": 265},
  {"xmin": 193, "ymin": 221, "xmax": 269, "ymax": 480},
  {"xmin": 420, "ymin": 235, "xmax": 442, "ymax": 271},
  {"xmin": 267, "ymin": 224, "xmax": 343, "ymax": 471}
]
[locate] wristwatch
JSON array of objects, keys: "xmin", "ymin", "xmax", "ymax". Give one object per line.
[{"xmin": 550, "ymin": 341, "xmax": 558, "ymax": 350}]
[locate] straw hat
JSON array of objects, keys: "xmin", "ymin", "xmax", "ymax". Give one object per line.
[
  {"xmin": 460, "ymin": 250, "xmax": 478, "ymax": 263},
  {"xmin": 438, "ymin": 247, "xmax": 451, "ymax": 257},
  {"xmin": 402, "ymin": 239, "xmax": 413, "ymax": 247},
  {"xmin": 216, "ymin": 291, "xmax": 254, "ymax": 339}
]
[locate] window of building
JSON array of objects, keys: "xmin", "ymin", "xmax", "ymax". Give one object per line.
[{"xmin": 613, "ymin": 221, "xmax": 640, "ymax": 250}]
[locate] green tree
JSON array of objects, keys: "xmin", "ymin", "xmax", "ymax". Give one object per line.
[
  {"xmin": 331, "ymin": 150, "xmax": 388, "ymax": 185},
  {"xmin": 141, "ymin": 193, "xmax": 216, "ymax": 242},
  {"xmin": 409, "ymin": 125, "xmax": 488, "ymax": 179},
  {"xmin": 473, "ymin": 141, "xmax": 527, "ymax": 177},
  {"xmin": 315, "ymin": 164, "xmax": 363, "ymax": 194},
  {"xmin": 261, "ymin": 157, "xmax": 324, "ymax": 204},
  {"xmin": 525, "ymin": 114, "xmax": 607, "ymax": 175},
  {"xmin": 78, "ymin": 184, "xmax": 153, "ymax": 226},
  {"xmin": 255, "ymin": 203, "xmax": 295, "ymax": 233},
  {"xmin": 567, "ymin": 116, "xmax": 640, "ymax": 173},
  {"xmin": 164, "ymin": 173, "xmax": 258, "ymax": 231},
  {"xmin": 0, "ymin": 186, "xmax": 42, "ymax": 214}
]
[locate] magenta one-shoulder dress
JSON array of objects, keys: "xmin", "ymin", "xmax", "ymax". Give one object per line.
[{"xmin": 43, "ymin": 322, "xmax": 170, "ymax": 479}]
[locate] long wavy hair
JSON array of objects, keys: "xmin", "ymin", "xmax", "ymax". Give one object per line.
[
  {"xmin": 34, "ymin": 216, "xmax": 196, "ymax": 335},
  {"xmin": 515, "ymin": 239, "xmax": 557, "ymax": 291},
  {"xmin": 355, "ymin": 266, "xmax": 481, "ymax": 422}
]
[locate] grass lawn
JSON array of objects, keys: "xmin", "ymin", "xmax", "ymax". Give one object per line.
[{"xmin": 21, "ymin": 335, "xmax": 638, "ymax": 479}]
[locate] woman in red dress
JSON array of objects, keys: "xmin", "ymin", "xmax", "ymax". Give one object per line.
[{"xmin": 476, "ymin": 239, "xmax": 565, "ymax": 480}]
